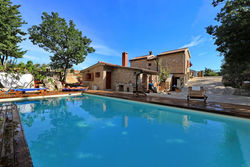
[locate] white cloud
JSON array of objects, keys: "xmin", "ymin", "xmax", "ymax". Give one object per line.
[
  {"xmin": 23, "ymin": 55, "xmax": 39, "ymax": 60},
  {"xmin": 21, "ymin": 38, "xmax": 51, "ymax": 55},
  {"xmin": 181, "ymin": 36, "xmax": 205, "ymax": 48},
  {"xmin": 192, "ymin": 0, "xmax": 219, "ymax": 27},
  {"xmin": 91, "ymin": 43, "xmax": 120, "ymax": 57},
  {"xmin": 198, "ymin": 52, "xmax": 207, "ymax": 56}
]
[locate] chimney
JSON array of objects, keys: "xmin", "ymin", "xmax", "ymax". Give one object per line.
[
  {"xmin": 149, "ymin": 51, "xmax": 153, "ymax": 55},
  {"xmin": 122, "ymin": 52, "xmax": 128, "ymax": 67}
]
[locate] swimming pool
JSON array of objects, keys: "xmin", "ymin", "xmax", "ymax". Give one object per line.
[{"xmin": 17, "ymin": 94, "xmax": 250, "ymax": 167}]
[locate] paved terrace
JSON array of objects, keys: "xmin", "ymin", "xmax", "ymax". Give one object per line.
[{"xmin": 0, "ymin": 90, "xmax": 249, "ymax": 167}]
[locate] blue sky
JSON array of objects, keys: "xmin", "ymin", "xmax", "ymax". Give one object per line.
[{"xmin": 13, "ymin": 0, "xmax": 223, "ymax": 71}]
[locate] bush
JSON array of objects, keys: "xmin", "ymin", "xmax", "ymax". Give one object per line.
[{"xmin": 204, "ymin": 68, "xmax": 220, "ymax": 76}]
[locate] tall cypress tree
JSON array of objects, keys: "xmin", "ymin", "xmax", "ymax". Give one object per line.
[{"xmin": 0, "ymin": 0, "xmax": 26, "ymax": 70}]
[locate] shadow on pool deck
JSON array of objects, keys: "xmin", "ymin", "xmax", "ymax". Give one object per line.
[{"xmin": 85, "ymin": 90, "xmax": 250, "ymax": 119}]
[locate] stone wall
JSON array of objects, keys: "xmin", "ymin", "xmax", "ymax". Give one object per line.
[
  {"xmin": 81, "ymin": 65, "xmax": 159, "ymax": 92},
  {"xmin": 81, "ymin": 65, "xmax": 105, "ymax": 90},
  {"xmin": 158, "ymin": 52, "xmax": 185, "ymax": 74},
  {"xmin": 111, "ymin": 68, "xmax": 137, "ymax": 92},
  {"xmin": 147, "ymin": 59, "xmax": 158, "ymax": 71},
  {"xmin": 130, "ymin": 59, "xmax": 148, "ymax": 69},
  {"xmin": 130, "ymin": 59, "xmax": 157, "ymax": 71},
  {"xmin": 130, "ymin": 52, "xmax": 191, "ymax": 76}
]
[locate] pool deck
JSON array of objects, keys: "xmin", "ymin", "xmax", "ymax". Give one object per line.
[
  {"xmin": 0, "ymin": 90, "xmax": 249, "ymax": 167},
  {"xmin": 85, "ymin": 90, "xmax": 250, "ymax": 119},
  {"xmin": 0, "ymin": 104, "xmax": 33, "ymax": 167}
]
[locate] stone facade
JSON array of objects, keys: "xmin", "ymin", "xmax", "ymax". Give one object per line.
[
  {"xmin": 130, "ymin": 48, "xmax": 191, "ymax": 88},
  {"xmin": 111, "ymin": 68, "xmax": 137, "ymax": 92},
  {"xmin": 81, "ymin": 65, "xmax": 106, "ymax": 90},
  {"xmin": 130, "ymin": 51, "xmax": 190, "ymax": 74},
  {"xmin": 158, "ymin": 52, "xmax": 185, "ymax": 73},
  {"xmin": 81, "ymin": 48, "xmax": 190, "ymax": 92},
  {"xmin": 81, "ymin": 63, "xmax": 159, "ymax": 92}
]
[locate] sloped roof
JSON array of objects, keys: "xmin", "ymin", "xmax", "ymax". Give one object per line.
[
  {"xmin": 81, "ymin": 61, "xmax": 158, "ymax": 74},
  {"xmin": 130, "ymin": 48, "xmax": 191, "ymax": 62},
  {"xmin": 129, "ymin": 55, "xmax": 150, "ymax": 61},
  {"xmin": 129, "ymin": 54, "xmax": 156, "ymax": 61},
  {"xmin": 158, "ymin": 48, "xmax": 191, "ymax": 57}
]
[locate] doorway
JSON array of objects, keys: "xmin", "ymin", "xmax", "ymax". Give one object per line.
[
  {"xmin": 142, "ymin": 74, "xmax": 147, "ymax": 90},
  {"xmin": 106, "ymin": 72, "xmax": 111, "ymax": 89},
  {"xmin": 172, "ymin": 76, "xmax": 179, "ymax": 90}
]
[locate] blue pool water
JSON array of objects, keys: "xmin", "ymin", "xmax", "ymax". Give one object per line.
[{"xmin": 16, "ymin": 94, "xmax": 250, "ymax": 167}]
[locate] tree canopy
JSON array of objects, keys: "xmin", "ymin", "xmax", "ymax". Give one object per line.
[
  {"xmin": 0, "ymin": 0, "xmax": 26, "ymax": 69},
  {"xmin": 206, "ymin": 0, "xmax": 250, "ymax": 87},
  {"xmin": 28, "ymin": 12, "xmax": 95, "ymax": 82}
]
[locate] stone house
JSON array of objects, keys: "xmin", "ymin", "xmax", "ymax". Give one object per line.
[
  {"xmin": 130, "ymin": 48, "xmax": 191, "ymax": 89},
  {"xmin": 80, "ymin": 52, "xmax": 159, "ymax": 92}
]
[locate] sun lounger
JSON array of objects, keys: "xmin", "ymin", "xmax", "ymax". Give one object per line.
[
  {"xmin": 9, "ymin": 88, "xmax": 48, "ymax": 96},
  {"xmin": 187, "ymin": 86, "xmax": 207, "ymax": 102}
]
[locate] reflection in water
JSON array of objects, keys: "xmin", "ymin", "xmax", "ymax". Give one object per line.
[
  {"xmin": 123, "ymin": 116, "xmax": 128, "ymax": 128},
  {"xmin": 17, "ymin": 95, "xmax": 250, "ymax": 167},
  {"xmin": 18, "ymin": 103, "xmax": 35, "ymax": 113}
]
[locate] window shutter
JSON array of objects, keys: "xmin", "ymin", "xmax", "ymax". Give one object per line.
[
  {"xmin": 91, "ymin": 73, "xmax": 94, "ymax": 81},
  {"xmin": 85, "ymin": 73, "xmax": 88, "ymax": 81}
]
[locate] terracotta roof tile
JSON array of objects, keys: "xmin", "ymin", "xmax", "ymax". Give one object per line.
[
  {"xmin": 158, "ymin": 48, "xmax": 189, "ymax": 56},
  {"xmin": 81, "ymin": 61, "xmax": 158, "ymax": 74},
  {"xmin": 129, "ymin": 55, "xmax": 157, "ymax": 61},
  {"xmin": 129, "ymin": 55, "xmax": 150, "ymax": 61}
]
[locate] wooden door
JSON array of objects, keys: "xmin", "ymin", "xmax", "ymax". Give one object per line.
[
  {"xmin": 142, "ymin": 74, "xmax": 147, "ymax": 90},
  {"xmin": 106, "ymin": 72, "xmax": 111, "ymax": 89}
]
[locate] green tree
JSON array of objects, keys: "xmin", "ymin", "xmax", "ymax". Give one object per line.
[
  {"xmin": 206, "ymin": 0, "xmax": 250, "ymax": 87},
  {"xmin": 159, "ymin": 68, "xmax": 169, "ymax": 83},
  {"xmin": 157, "ymin": 59, "xmax": 170, "ymax": 83},
  {"xmin": 204, "ymin": 68, "xmax": 220, "ymax": 76},
  {"xmin": 28, "ymin": 12, "xmax": 95, "ymax": 82},
  {"xmin": 0, "ymin": 0, "xmax": 26, "ymax": 69}
]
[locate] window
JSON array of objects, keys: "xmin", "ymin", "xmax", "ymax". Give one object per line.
[
  {"xmin": 148, "ymin": 63, "xmax": 151, "ymax": 66},
  {"xmin": 85, "ymin": 73, "xmax": 93, "ymax": 81},
  {"xmin": 95, "ymin": 72, "xmax": 100, "ymax": 78}
]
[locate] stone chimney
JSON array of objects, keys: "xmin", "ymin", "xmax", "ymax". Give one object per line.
[
  {"xmin": 149, "ymin": 51, "xmax": 153, "ymax": 55},
  {"xmin": 122, "ymin": 52, "xmax": 128, "ymax": 67}
]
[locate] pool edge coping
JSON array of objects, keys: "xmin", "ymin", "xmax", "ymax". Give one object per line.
[
  {"xmin": 0, "ymin": 93, "xmax": 83, "ymax": 103},
  {"xmin": 83, "ymin": 92, "xmax": 250, "ymax": 119}
]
